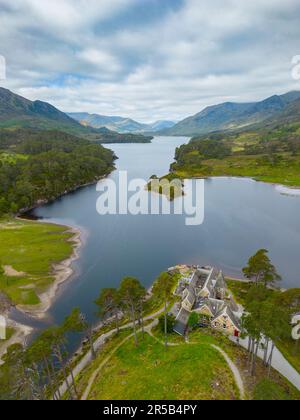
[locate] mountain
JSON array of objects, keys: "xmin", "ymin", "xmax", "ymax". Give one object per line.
[
  {"xmin": 68, "ymin": 112, "xmax": 148, "ymax": 133},
  {"xmin": 0, "ymin": 87, "xmax": 152, "ymax": 143},
  {"xmin": 147, "ymin": 120, "xmax": 176, "ymax": 131},
  {"xmin": 68, "ymin": 112, "xmax": 176, "ymax": 134},
  {"xmin": 163, "ymin": 91, "xmax": 300, "ymax": 136},
  {"xmin": 0, "ymin": 87, "xmax": 82, "ymax": 130}
]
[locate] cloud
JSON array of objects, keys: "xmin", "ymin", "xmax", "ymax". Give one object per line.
[{"xmin": 0, "ymin": 0, "xmax": 300, "ymax": 122}]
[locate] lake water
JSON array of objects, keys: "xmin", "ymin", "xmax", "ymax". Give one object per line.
[{"xmin": 19, "ymin": 136, "xmax": 300, "ymax": 330}]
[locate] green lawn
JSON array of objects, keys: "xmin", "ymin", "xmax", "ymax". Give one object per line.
[
  {"xmin": 87, "ymin": 333, "xmax": 239, "ymax": 400},
  {"xmin": 173, "ymin": 153, "xmax": 300, "ymax": 188},
  {"xmin": 254, "ymin": 379, "xmax": 298, "ymax": 401},
  {"xmin": 75, "ymin": 324, "xmax": 300, "ymax": 400},
  {"xmin": 0, "ymin": 218, "xmax": 75, "ymax": 306}
]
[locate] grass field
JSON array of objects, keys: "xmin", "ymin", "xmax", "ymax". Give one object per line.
[
  {"xmin": 87, "ymin": 333, "xmax": 239, "ymax": 400},
  {"xmin": 169, "ymin": 123, "xmax": 300, "ymax": 188},
  {"xmin": 173, "ymin": 152, "xmax": 300, "ymax": 187},
  {"xmin": 0, "ymin": 218, "xmax": 75, "ymax": 306},
  {"xmin": 253, "ymin": 378, "xmax": 299, "ymax": 400},
  {"xmin": 76, "ymin": 326, "xmax": 300, "ymax": 400}
]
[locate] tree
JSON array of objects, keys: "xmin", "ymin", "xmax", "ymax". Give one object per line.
[
  {"xmin": 261, "ymin": 302, "xmax": 290, "ymax": 376},
  {"xmin": 242, "ymin": 302, "xmax": 264, "ymax": 376},
  {"xmin": 243, "ymin": 284, "xmax": 290, "ymax": 377},
  {"xmin": 95, "ymin": 288, "xmax": 121, "ymax": 333},
  {"xmin": 43, "ymin": 326, "xmax": 77, "ymax": 400},
  {"xmin": 119, "ymin": 277, "xmax": 146, "ymax": 347},
  {"xmin": 158, "ymin": 314, "xmax": 176, "ymax": 334},
  {"xmin": 2, "ymin": 343, "xmax": 41, "ymax": 400},
  {"xmin": 243, "ymin": 249, "xmax": 281, "ymax": 288},
  {"xmin": 27, "ymin": 332, "xmax": 60, "ymax": 400},
  {"xmin": 153, "ymin": 272, "xmax": 174, "ymax": 349},
  {"xmin": 188, "ymin": 312, "xmax": 200, "ymax": 331},
  {"xmin": 63, "ymin": 307, "xmax": 96, "ymax": 360}
]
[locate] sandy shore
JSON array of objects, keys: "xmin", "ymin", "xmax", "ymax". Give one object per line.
[
  {"xmin": 16, "ymin": 224, "xmax": 83, "ymax": 319},
  {"xmin": 0, "ymin": 319, "xmax": 33, "ymax": 365},
  {"xmin": 0, "ymin": 221, "xmax": 83, "ymax": 361}
]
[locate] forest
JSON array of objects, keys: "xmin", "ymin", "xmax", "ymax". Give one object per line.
[
  {"xmin": 0, "ymin": 129, "xmax": 116, "ymax": 216},
  {"xmin": 169, "ymin": 123, "xmax": 300, "ymax": 187}
]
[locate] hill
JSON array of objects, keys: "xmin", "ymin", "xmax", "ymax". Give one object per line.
[
  {"xmin": 69, "ymin": 112, "xmax": 176, "ymax": 134},
  {"xmin": 0, "ymin": 128, "xmax": 116, "ymax": 216},
  {"xmin": 163, "ymin": 91, "xmax": 300, "ymax": 136},
  {"xmin": 0, "ymin": 88, "xmax": 152, "ymax": 143},
  {"xmin": 167, "ymin": 117, "xmax": 300, "ymax": 188}
]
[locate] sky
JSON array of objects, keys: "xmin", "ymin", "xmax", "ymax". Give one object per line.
[{"xmin": 0, "ymin": 0, "xmax": 300, "ymax": 123}]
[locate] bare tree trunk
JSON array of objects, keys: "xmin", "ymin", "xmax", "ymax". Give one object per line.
[
  {"xmin": 54, "ymin": 346, "xmax": 74, "ymax": 400},
  {"xmin": 248, "ymin": 337, "xmax": 254, "ymax": 367},
  {"xmin": 61, "ymin": 343, "xmax": 79, "ymax": 400},
  {"xmin": 267, "ymin": 343, "xmax": 275, "ymax": 377},
  {"xmin": 247, "ymin": 336, "xmax": 252, "ymax": 353},
  {"xmin": 130, "ymin": 304, "xmax": 138, "ymax": 347},
  {"xmin": 263, "ymin": 338, "xmax": 269, "ymax": 366},
  {"xmin": 115, "ymin": 312, "xmax": 120, "ymax": 333},
  {"xmin": 140, "ymin": 306, "xmax": 145, "ymax": 340},
  {"xmin": 164, "ymin": 300, "xmax": 168, "ymax": 350},
  {"xmin": 43, "ymin": 356, "xmax": 57, "ymax": 401},
  {"xmin": 252, "ymin": 340, "xmax": 260, "ymax": 376},
  {"xmin": 68, "ymin": 362, "xmax": 79, "ymax": 400},
  {"xmin": 88, "ymin": 327, "xmax": 96, "ymax": 360},
  {"xmin": 50, "ymin": 360, "xmax": 61, "ymax": 400}
]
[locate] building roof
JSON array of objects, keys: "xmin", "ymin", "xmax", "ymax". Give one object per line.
[
  {"xmin": 174, "ymin": 307, "xmax": 190, "ymax": 336},
  {"xmin": 212, "ymin": 304, "xmax": 241, "ymax": 331},
  {"xmin": 215, "ymin": 271, "xmax": 226, "ymax": 290},
  {"xmin": 195, "ymin": 297, "xmax": 225, "ymax": 317}
]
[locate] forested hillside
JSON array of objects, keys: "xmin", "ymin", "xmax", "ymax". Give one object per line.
[
  {"xmin": 170, "ymin": 121, "xmax": 300, "ymax": 187},
  {"xmin": 0, "ymin": 129, "xmax": 115, "ymax": 216},
  {"xmin": 0, "ymin": 88, "xmax": 152, "ymax": 144}
]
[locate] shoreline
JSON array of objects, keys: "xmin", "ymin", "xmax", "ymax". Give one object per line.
[
  {"xmin": 162, "ymin": 172, "xmax": 300, "ymax": 198},
  {"xmin": 15, "ymin": 222, "xmax": 83, "ymax": 319},
  {"xmin": 0, "ymin": 167, "xmax": 115, "ymax": 360},
  {"xmin": 17, "ymin": 171, "xmax": 113, "ymax": 217},
  {"xmin": 1, "ymin": 220, "xmax": 83, "ymax": 361}
]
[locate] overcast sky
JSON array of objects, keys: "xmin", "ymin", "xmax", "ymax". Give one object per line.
[{"xmin": 0, "ymin": 0, "xmax": 300, "ymax": 122}]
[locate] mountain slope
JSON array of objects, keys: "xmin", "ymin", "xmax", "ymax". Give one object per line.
[
  {"xmin": 69, "ymin": 112, "xmax": 176, "ymax": 133},
  {"xmin": 0, "ymin": 87, "xmax": 152, "ymax": 143},
  {"xmin": 0, "ymin": 87, "xmax": 84, "ymax": 130},
  {"xmin": 163, "ymin": 91, "xmax": 300, "ymax": 136},
  {"xmin": 68, "ymin": 112, "xmax": 148, "ymax": 133}
]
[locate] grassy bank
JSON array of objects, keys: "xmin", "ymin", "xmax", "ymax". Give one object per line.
[
  {"xmin": 86, "ymin": 333, "xmax": 239, "ymax": 400},
  {"xmin": 172, "ymin": 153, "xmax": 300, "ymax": 187},
  {"xmin": 0, "ymin": 218, "xmax": 76, "ymax": 307},
  {"xmin": 167, "ymin": 124, "xmax": 300, "ymax": 188},
  {"xmin": 76, "ymin": 325, "xmax": 300, "ymax": 400}
]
